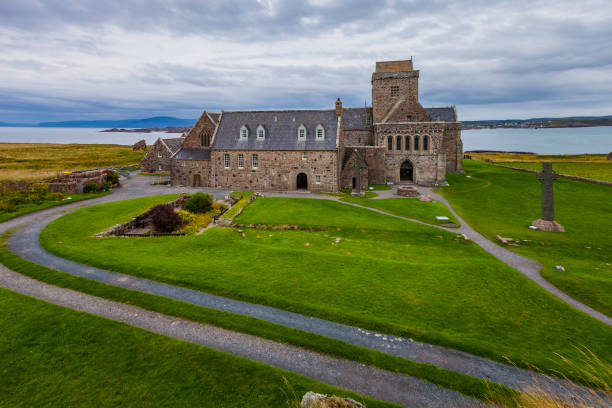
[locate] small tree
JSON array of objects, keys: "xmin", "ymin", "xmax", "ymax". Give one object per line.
[
  {"xmin": 106, "ymin": 171, "xmax": 120, "ymax": 185},
  {"xmin": 150, "ymin": 204, "xmax": 182, "ymax": 233},
  {"xmin": 184, "ymin": 192, "xmax": 213, "ymax": 214},
  {"xmin": 83, "ymin": 183, "xmax": 99, "ymax": 193}
]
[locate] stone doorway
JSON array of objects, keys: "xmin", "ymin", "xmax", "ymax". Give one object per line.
[
  {"xmin": 400, "ymin": 161, "xmax": 413, "ymax": 182},
  {"xmin": 296, "ymin": 173, "xmax": 308, "ymax": 190},
  {"xmin": 192, "ymin": 174, "xmax": 202, "ymax": 187}
]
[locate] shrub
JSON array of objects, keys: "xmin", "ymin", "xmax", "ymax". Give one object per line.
[
  {"xmin": 177, "ymin": 210, "xmax": 196, "ymax": 225},
  {"xmin": 149, "ymin": 204, "xmax": 182, "ymax": 233},
  {"xmin": 0, "ymin": 201, "xmax": 13, "ymax": 213},
  {"xmin": 184, "ymin": 192, "xmax": 213, "ymax": 214},
  {"xmin": 103, "ymin": 181, "xmax": 112, "ymax": 191},
  {"xmin": 83, "ymin": 183, "xmax": 99, "ymax": 193},
  {"xmin": 105, "ymin": 171, "xmax": 120, "ymax": 185},
  {"xmin": 46, "ymin": 192, "xmax": 64, "ymax": 201},
  {"xmin": 212, "ymin": 202, "xmax": 227, "ymax": 212}
]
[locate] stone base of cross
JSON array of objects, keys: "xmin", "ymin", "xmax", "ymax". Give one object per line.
[{"xmin": 531, "ymin": 161, "xmax": 565, "ymax": 232}]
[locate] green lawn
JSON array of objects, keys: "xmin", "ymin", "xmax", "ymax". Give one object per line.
[
  {"xmin": 438, "ymin": 160, "xmax": 612, "ymax": 317},
  {"xmin": 39, "ymin": 195, "xmax": 612, "ymax": 382},
  {"xmin": 137, "ymin": 172, "xmax": 170, "ymax": 177},
  {"xmin": 0, "ymin": 232, "xmax": 514, "ymax": 404},
  {"xmin": 498, "ymin": 161, "xmax": 612, "ymax": 182},
  {"xmin": 0, "ymin": 287, "xmax": 396, "ymax": 407},
  {"xmin": 339, "ymin": 197, "xmax": 459, "ymax": 226},
  {"xmin": 0, "ymin": 191, "xmax": 110, "ymax": 223},
  {"xmin": 368, "ymin": 184, "xmax": 392, "ymax": 190}
]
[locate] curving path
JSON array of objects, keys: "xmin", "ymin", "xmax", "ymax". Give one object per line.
[
  {"xmin": 328, "ymin": 186, "xmax": 611, "ymax": 326},
  {"xmin": 0, "ymin": 174, "xmax": 609, "ymax": 405}
]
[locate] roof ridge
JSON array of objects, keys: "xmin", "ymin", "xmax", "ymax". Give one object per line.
[{"xmin": 221, "ymin": 109, "xmax": 335, "ymax": 113}]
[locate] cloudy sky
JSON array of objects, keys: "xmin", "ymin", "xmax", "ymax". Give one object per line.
[{"xmin": 1, "ymin": 0, "xmax": 611, "ymax": 122}]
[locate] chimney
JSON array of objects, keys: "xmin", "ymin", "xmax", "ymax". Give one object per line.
[{"xmin": 335, "ymin": 98, "xmax": 342, "ymax": 117}]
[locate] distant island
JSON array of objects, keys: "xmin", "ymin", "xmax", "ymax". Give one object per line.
[
  {"xmin": 101, "ymin": 126, "xmax": 191, "ymax": 134},
  {"xmin": 0, "ymin": 116, "xmax": 196, "ymax": 129},
  {"xmin": 463, "ymin": 115, "xmax": 612, "ymax": 130}
]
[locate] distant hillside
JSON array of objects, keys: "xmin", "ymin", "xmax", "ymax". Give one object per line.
[
  {"xmin": 463, "ymin": 115, "xmax": 612, "ymax": 129},
  {"xmin": 0, "ymin": 116, "xmax": 196, "ymax": 128}
]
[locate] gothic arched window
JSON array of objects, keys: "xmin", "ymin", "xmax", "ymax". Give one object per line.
[
  {"xmin": 387, "ymin": 136, "xmax": 393, "ymax": 151},
  {"xmin": 396, "ymin": 135, "xmax": 402, "ymax": 151},
  {"xmin": 414, "ymin": 135, "xmax": 420, "ymax": 151},
  {"xmin": 405, "ymin": 135, "xmax": 411, "ymax": 151},
  {"xmin": 422, "ymin": 135, "xmax": 429, "ymax": 151}
]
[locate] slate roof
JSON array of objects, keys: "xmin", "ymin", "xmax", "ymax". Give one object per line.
[
  {"xmin": 425, "ymin": 107, "xmax": 457, "ymax": 122},
  {"xmin": 162, "ymin": 137, "xmax": 184, "ymax": 154},
  {"xmin": 213, "ymin": 110, "xmax": 339, "ymax": 151},
  {"xmin": 173, "ymin": 147, "xmax": 211, "ymax": 160},
  {"xmin": 343, "ymin": 108, "xmax": 372, "ymax": 130},
  {"xmin": 207, "ymin": 113, "xmax": 220, "ymax": 123}
]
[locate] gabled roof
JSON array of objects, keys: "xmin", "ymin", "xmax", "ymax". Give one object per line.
[
  {"xmin": 173, "ymin": 147, "xmax": 211, "ymax": 160},
  {"xmin": 343, "ymin": 108, "xmax": 372, "ymax": 130},
  {"xmin": 213, "ymin": 110, "xmax": 339, "ymax": 151},
  {"xmin": 425, "ymin": 107, "xmax": 457, "ymax": 122},
  {"xmin": 161, "ymin": 137, "xmax": 184, "ymax": 154},
  {"xmin": 207, "ymin": 113, "xmax": 220, "ymax": 124}
]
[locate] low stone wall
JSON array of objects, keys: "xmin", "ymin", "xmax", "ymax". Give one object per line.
[
  {"xmin": 48, "ymin": 170, "xmax": 108, "ymax": 193},
  {"xmin": 498, "ymin": 165, "xmax": 612, "ymax": 187},
  {"xmin": 233, "ymin": 224, "xmax": 327, "ymax": 231},
  {"xmin": 1, "ymin": 181, "xmax": 34, "ymax": 193}
]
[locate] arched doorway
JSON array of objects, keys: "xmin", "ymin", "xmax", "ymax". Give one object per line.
[
  {"xmin": 296, "ymin": 173, "xmax": 308, "ymax": 190},
  {"xmin": 400, "ymin": 161, "xmax": 413, "ymax": 182},
  {"xmin": 192, "ymin": 174, "xmax": 202, "ymax": 187}
]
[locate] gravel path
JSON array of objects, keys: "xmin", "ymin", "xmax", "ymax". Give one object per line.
[
  {"xmin": 0, "ymin": 174, "xmax": 608, "ymax": 402},
  {"xmin": 0, "ymin": 264, "xmax": 483, "ymax": 408},
  {"xmin": 331, "ymin": 187, "xmax": 611, "ymax": 326}
]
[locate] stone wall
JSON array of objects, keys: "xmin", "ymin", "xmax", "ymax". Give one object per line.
[
  {"xmin": 171, "ymin": 159, "xmax": 211, "ymax": 187},
  {"xmin": 212, "ymin": 150, "xmax": 338, "ymax": 192},
  {"xmin": 441, "ymin": 123, "xmax": 462, "ymax": 172},
  {"xmin": 343, "ymin": 129, "xmax": 373, "ymax": 146},
  {"xmin": 48, "ymin": 170, "xmax": 107, "ymax": 193},
  {"xmin": 140, "ymin": 139, "xmax": 174, "ymax": 173},
  {"xmin": 182, "ymin": 112, "xmax": 217, "ymax": 148},
  {"xmin": 340, "ymin": 146, "xmax": 385, "ymax": 189}
]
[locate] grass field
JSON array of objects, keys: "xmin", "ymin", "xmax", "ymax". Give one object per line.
[
  {"xmin": 467, "ymin": 152, "xmax": 612, "ymax": 182},
  {"xmin": 498, "ymin": 161, "xmax": 612, "ymax": 182},
  {"xmin": 439, "ymin": 160, "xmax": 612, "ymax": 316},
  {"xmin": 0, "ymin": 232, "xmax": 514, "ymax": 404},
  {"xmin": 39, "ymin": 195, "xmax": 612, "ymax": 381},
  {"xmin": 0, "ymin": 143, "xmax": 145, "ymax": 182},
  {"xmin": 0, "ymin": 287, "xmax": 397, "ymax": 407},
  {"xmin": 339, "ymin": 197, "xmax": 459, "ymax": 226},
  {"xmin": 0, "ymin": 191, "xmax": 110, "ymax": 223}
]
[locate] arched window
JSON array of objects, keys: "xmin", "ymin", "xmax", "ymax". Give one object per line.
[
  {"xmin": 297, "ymin": 124, "xmax": 307, "ymax": 141},
  {"xmin": 201, "ymin": 131, "xmax": 210, "ymax": 146},
  {"xmin": 387, "ymin": 136, "xmax": 393, "ymax": 151},
  {"xmin": 413, "ymin": 135, "xmax": 419, "ymax": 151},
  {"xmin": 422, "ymin": 135, "xmax": 429, "ymax": 151},
  {"xmin": 239, "ymin": 125, "xmax": 248, "ymax": 140},
  {"xmin": 396, "ymin": 135, "xmax": 402, "ymax": 151},
  {"xmin": 316, "ymin": 124, "xmax": 325, "ymax": 140},
  {"xmin": 256, "ymin": 125, "xmax": 265, "ymax": 140},
  {"xmin": 405, "ymin": 135, "xmax": 411, "ymax": 151}
]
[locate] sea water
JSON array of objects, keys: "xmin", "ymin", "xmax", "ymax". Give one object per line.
[{"xmin": 0, "ymin": 125, "xmax": 610, "ymax": 154}]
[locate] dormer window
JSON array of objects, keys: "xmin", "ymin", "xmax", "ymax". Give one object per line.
[
  {"xmin": 240, "ymin": 125, "xmax": 248, "ymax": 140},
  {"xmin": 316, "ymin": 124, "xmax": 325, "ymax": 140},
  {"xmin": 297, "ymin": 124, "xmax": 307, "ymax": 141},
  {"xmin": 256, "ymin": 125, "xmax": 265, "ymax": 140}
]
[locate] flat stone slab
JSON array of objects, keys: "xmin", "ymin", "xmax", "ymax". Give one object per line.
[{"xmin": 435, "ymin": 216, "xmax": 450, "ymax": 221}]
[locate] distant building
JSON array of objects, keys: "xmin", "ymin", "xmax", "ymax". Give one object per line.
[{"xmin": 142, "ymin": 59, "xmax": 462, "ymax": 191}]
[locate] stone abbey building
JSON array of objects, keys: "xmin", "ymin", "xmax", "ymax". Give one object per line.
[{"xmin": 141, "ymin": 59, "xmax": 462, "ymax": 192}]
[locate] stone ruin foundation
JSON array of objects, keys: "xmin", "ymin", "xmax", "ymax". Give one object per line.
[{"xmin": 48, "ymin": 170, "xmax": 108, "ymax": 194}]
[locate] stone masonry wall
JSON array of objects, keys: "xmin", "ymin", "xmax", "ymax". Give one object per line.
[
  {"xmin": 441, "ymin": 123, "xmax": 462, "ymax": 172},
  {"xmin": 171, "ymin": 159, "xmax": 211, "ymax": 187},
  {"xmin": 140, "ymin": 139, "xmax": 174, "ymax": 173},
  {"xmin": 372, "ymin": 71, "xmax": 421, "ymax": 123},
  {"xmin": 212, "ymin": 150, "xmax": 338, "ymax": 192},
  {"xmin": 375, "ymin": 122, "xmax": 446, "ymax": 186},
  {"xmin": 183, "ymin": 112, "xmax": 217, "ymax": 148},
  {"xmin": 343, "ymin": 129, "xmax": 373, "ymax": 146}
]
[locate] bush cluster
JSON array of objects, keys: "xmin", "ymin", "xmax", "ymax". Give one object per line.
[
  {"xmin": 149, "ymin": 204, "xmax": 182, "ymax": 233},
  {"xmin": 105, "ymin": 171, "xmax": 120, "ymax": 185},
  {"xmin": 83, "ymin": 183, "xmax": 99, "ymax": 193},
  {"xmin": 0, "ymin": 184, "xmax": 64, "ymax": 213},
  {"xmin": 184, "ymin": 193, "xmax": 213, "ymax": 214}
]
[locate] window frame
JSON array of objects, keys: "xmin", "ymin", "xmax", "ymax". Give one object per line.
[
  {"xmin": 252, "ymin": 154, "xmax": 258, "ymax": 169},
  {"xmin": 302, "ymin": 152, "xmax": 307, "ymax": 161},
  {"xmin": 387, "ymin": 136, "xmax": 393, "ymax": 151},
  {"xmin": 405, "ymin": 135, "xmax": 411, "ymax": 151},
  {"xmin": 422, "ymin": 135, "xmax": 429, "ymax": 151},
  {"xmin": 297, "ymin": 124, "xmax": 307, "ymax": 141},
  {"xmin": 315, "ymin": 124, "xmax": 325, "ymax": 140},
  {"xmin": 390, "ymin": 85, "xmax": 400, "ymax": 97},
  {"xmin": 256, "ymin": 125, "xmax": 265, "ymax": 140},
  {"xmin": 239, "ymin": 125, "xmax": 248, "ymax": 140},
  {"xmin": 414, "ymin": 135, "xmax": 420, "ymax": 151},
  {"xmin": 315, "ymin": 175, "xmax": 321, "ymax": 184},
  {"xmin": 396, "ymin": 135, "xmax": 402, "ymax": 151},
  {"xmin": 237, "ymin": 153, "xmax": 244, "ymax": 169},
  {"xmin": 223, "ymin": 153, "xmax": 230, "ymax": 169}
]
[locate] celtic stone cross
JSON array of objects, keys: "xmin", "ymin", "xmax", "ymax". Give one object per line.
[{"xmin": 536, "ymin": 161, "xmax": 559, "ymax": 221}]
